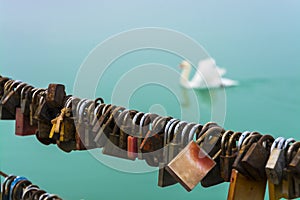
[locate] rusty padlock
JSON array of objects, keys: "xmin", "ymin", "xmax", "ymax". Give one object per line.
[
  {"xmin": 0, "ymin": 80, "xmax": 24, "ymax": 119},
  {"xmin": 15, "ymin": 86, "xmax": 38, "ymax": 136},
  {"xmin": 220, "ymin": 131, "xmax": 241, "ymax": 182},
  {"xmin": 200, "ymin": 127, "xmax": 225, "ymax": 187},
  {"xmin": 227, "ymin": 169, "xmax": 267, "ymax": 200},
  {"xmin": 241, "ymin": 134, "xmax": 274, "ymax": 181},
  {"xmin": 166, "ymin": 126, "xmax": 222, "ymax": 191},
  {"xmin": 158, "ymin": 118, "xmax": 181, "ymax": 187},
  {"xmin": 232, "ymin": 132, "xmax": 262, "ymax": 179},
  {"xmin": 127, "ymin": 112, "xmax": 144, "ymax": 160},
  {"xmin": 137, "ymin": 113, "xmax": 158, "ymax": 160},
  {"xmin": 46, "ymin": 83, "xmax": 66, "ymax": 108}
]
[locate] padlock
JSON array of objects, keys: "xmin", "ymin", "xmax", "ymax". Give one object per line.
[
  {"xmin": 166, "ymin": 126, "xmax": 222, "ymax": 191},
  {"xmin": 55, "ymin": 97, "xmax": 81, "ymax": 152},
  {"xmin": 119, "ymin": 110, "xmax": 137, "ymax": 151},
  {"xmin": 227, "ymin": 169, "xmax": 267, "ymax": 200},
  {"xmin": 36, "ymin": 120, "xmax": 56, "ymax": 145},
  {"xmin": 200, "ymin": 127, "xmax": 225, "ymax": 187},
  {"xmin": 29, "ymin": 89, "xmax": 45, "ymax": 126},
  {"xmin": 15, "ymin": 86, "xmax": 38, "ymax": 136},
  {"xmin": 0, "ymin": 80, "xmax": 25, "ymax": 119},
  {"xmin": 90, "ymin": 102, "xmax": 106, "ymax": 130},
  {"xmin": 241, "ymin": 134, "xmax": 274, "ymax": 181},
  {"xmin": 266, "ymin": 137, "xmax": 290, "ymax": 184},
  {"xmin": 1, "ymin": 81, "xmax": 27, "ymax": 114},
  {"xmin": 102, "ymin": 107, "xmax": 131, "ymax": 159},
  {"xmin": 93, "ymin": 105, "xmax": 117, "ymax": 148},
  {"xmin": 102, "ymin": 107, "xmax": 126, "ymax": 152},
  {"xmin": 220, "ymin": 131, "xmax": 241, "ymax": 182},
  {"xmin": 2, "ymin": 175, "xmax": 17, "ymax": 200},
  {"xmin": 282, "ymin": 141, "xmax": 300, "ymax": 199},
  {"xmin": 33, "ymin": 95, "xmax": 60, "ymax": 122},
  {"xmin": 20, "ymin": 85, "xmax": 34, "ymax": 116},
  {"xmin": 158, "ymin": 118, "xmax": 181, "ymax": 187},
  {"xmin": 141, "ymin": 116, "xmax": 171, "ymax": 166},
  {"xmin": 15, "ymin": 107, "xmax": 38, "ymax": 136},
  {"xmin": 167, "ymin": 121, "xmax": 188, "ymax": 162},
  {"xmin": 137, "ymin": 113, "xmax": 158, "ymax": 160},
  {"xmin": 91, "ymin": 103, "xmax": 111, "ymax": 134},
  {"xmin": 158, "ymin": 123, "xmax": 202, "ymax": 187},
  {"xmin": 128, "ymin": 112, "xmax": 144, "ymax": 160},
  {"xmin": 45, "ymin": 83, "xmax": 66, "ymax": 108},
  {"xmin": 11, "ymin": 179, "xmax": 32, "ymax": 200},
  {"xmin": 232, "ymin": 132, "xmax": 262, "ymax": 179},
  {"xmin": 76, "ymin": 99, "xmax": 94, "ymax": 150},
  {"xmin": 289, "ymin": 145, "xmax": 300, "ymax": 175},
  {"xmin": 267, "ymin": 137, "xmax": 293, "ymax": 200}
]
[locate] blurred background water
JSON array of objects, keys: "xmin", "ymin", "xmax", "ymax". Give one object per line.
[{"xmin": 1, "ymin": 1, "xmax": 300, "ymax": 199}]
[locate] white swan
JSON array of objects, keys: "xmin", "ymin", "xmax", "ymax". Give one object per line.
[{"xmin": 179, "ymin": 58, "xmax": 238, "ymax": 89}]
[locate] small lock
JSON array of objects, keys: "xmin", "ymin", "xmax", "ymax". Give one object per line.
[
  {"xmin": 220, "ymin": 131, "xmax": 241, "ymax": 182},
  {"xmin": 46, "ymin": 83, "xmax": 66, "ymax": 108},
  {"xmin": 241, "ymin": 135, "xmax": 274, "ymax": 181}
]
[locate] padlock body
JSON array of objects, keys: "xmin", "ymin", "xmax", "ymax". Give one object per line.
[
  {"xmin": 241, "ymin": 143, "xmax": 270, "ymax": 180},
  {"xmin": 265, "ymin": 148, "xmax": 285, "ymax": 184},
  {"xmin": 227, "ymin": 169, "xmax": 266, "ymax": 200},
  {"xmin": 15, "ymin": 108, "xmax": 37, "ymax": 136},
  {"xmin": 166, "ymin": 141, "xmax": 216, "ymax": 191}
]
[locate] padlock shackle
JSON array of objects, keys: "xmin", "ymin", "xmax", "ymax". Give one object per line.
[
  {"xmin": 4, "ymin": 79, "xmax": 14, "ymax": 91},
  {"xmin": 77, "ymin": 99, "xmax": 93, "ymax": 123},
  {"xmin": 93, "ymin": 103, "xmax": 106, "ymax": 121},
  {"xmin": 7, "ymin": 80, "xmax": 22, "ymax": 91},
  {"xmin": 181, "ymin": 122, "xmax": 197, "ymax": 147},
  {"xmin": 94, "ymin": 97, "xmax": 104, "ymax": 105},
  {"xmin": 226, "ymin": 131, "xmax": 242, "ymax": 156},
  {"xmin": 163, "ymin": 118, "xmax": 178, "ymax": 146},
  {"xmin": 154, "ymin": 117, "xmax": 171, "ymax": 135},
  {"xmin": 195, "ymin": 126, "xmax": 223, "ymax": 145},
  {"xmin": 257, "ymin": 134, "xmax": 274, "ymax": 151},
  {"xmin": 221, "ymin": 130, "xmax": 234, "ymax": 156},
  {"xmin": 75, "ymin": 98, "xmax": 89, "ymax": 117},
  {"xmin": 131, "ymin": 112, "xmax": 144, "ymax": 135},
  {"xmin": 287, "ymin": 141, "xmax": 300, "ymax": 164},
  {"xmin": 198, "ymin": 122, "xmax": 219, "ymax": 139},
  {"xmin": 31, "ymin": 89, "xmax": 46, "ymax": 105},
  {"xmin": 86, "ymin": 101, "xmax": 97, "ymax": 123},
  {"xmin": 173, "ymin": 121, "xmax": 188, "ymax": 143},
  {"xmin": 241, "ymin": 132, "xmax": 261, "ymax": 147},
  {"xmin": 237, "ymin": 131, "xmax": 251, "ymax": 150},
  {"xmin": 167, "ymin": 120, "xmax": 180, "ymax": 143},
  {"xmin": 101, "ymin": 104, "xmax": 112, "ymax": 115},
  {"xmin": 20, "ymin": 85, "xmax": 33, "ymax": 101},
  {"xmin": 283, "ymin": 138, "xmax": 296, "ymax": 150},
  {"xmin": 271, "ymin": 137, "xmax": 285, "ymax": 151},
  {"xmin": 108, "ymin": 106, "xmax": 126, "ymax": 125},
  {"xmin": 139, "ymin": 113, "xmax": 158, "ymax": 137},
  {"xmin": 15, "ymin": 82, "xmax": 28, "ymax": 92},
  {"xmin": 187, "ymin": 124, "xmax": 203, "ymax": 143}
]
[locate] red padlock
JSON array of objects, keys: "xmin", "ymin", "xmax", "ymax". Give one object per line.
[
  {"xmin": 15, "ymin": 86, "xmax": 38, "ymax": 136},
  {"xmin": 15, "ymin": 108, "xmax": 38, "ymax": 136}
]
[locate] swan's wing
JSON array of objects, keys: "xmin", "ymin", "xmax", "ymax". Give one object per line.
[
  {"xmin": 192, "ymin": 58, "xmax": 222, "ymax": 86},
  {"xmin": 216, "ymin": 67, "xmax": 226, "ymax": 76}
]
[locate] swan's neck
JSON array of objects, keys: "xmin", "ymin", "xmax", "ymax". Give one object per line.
[{"xmin": 180, "ymin": 66, "xmax": 191, "ymax": 87}]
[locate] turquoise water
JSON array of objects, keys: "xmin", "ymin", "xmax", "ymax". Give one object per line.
[{"xmin": 1, "ymin": 1, "xmax": 300, "ymax": 199}]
